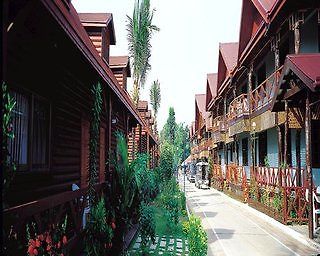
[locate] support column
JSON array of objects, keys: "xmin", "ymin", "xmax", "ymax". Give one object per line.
[
  {"xmin": 306, "ymin": 93, "xmax": 313, "ymax": 239},
  {"xmin": 248, "ymin": 64, "xmax": 254, "ymax": 174},
  {"xmin": 296, "ymin": 130, "xmax": 301, "ymax": 186},
  {"xmin": 284, "ymin": 100, "xmax": 289, "ymax": 167}
]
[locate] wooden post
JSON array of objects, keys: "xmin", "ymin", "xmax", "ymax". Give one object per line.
[
  {"xmin": 296, "ymin": 129, "xmax": 301, "ymax": 186},
  {"xmin": 294, "ymin": 21, "xmax": 301, "ymax": 54},
  {"xmin": 139, "ymin": 124, "xmax": 142, "ymax": 153},
  {"xmin": 284, "ymin": 100, "xmax": 288, "ymax": 166},
  {"xmin": 305, "ymin": 93, "xmax": 313, "ymax": 239},
  {"xmin": 248, "ymin": 64, "xmax": 254, "ymax": 173}
]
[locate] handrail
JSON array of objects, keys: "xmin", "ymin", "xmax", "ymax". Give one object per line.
[
  {"xmin": 212, "ymin": 115, "xmax": 226, "ymax": 132},
  {"xmin": 227, "ymin": 93, "xmax": 249, "ymax": 121},
  {"xmin": 250, "ymin": 66, "xmax": 283, "ymax": 112}
]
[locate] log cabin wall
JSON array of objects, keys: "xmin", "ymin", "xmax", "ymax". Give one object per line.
[{"xmin": 5, "ymin": 2, "xmax": 109, "ymax": 206}]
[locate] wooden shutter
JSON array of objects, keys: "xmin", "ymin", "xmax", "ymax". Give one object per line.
[
  {"xmin": 81, "ymin": 118, "xmax": 90, "ymax": 188},
  {"xmin": 99, "ymin": 127, "xmax": 106, "ymax": 183}
]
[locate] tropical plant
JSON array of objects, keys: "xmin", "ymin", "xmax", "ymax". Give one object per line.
[
  {"xmin": 139, "ymin": 203, "xmax": 156, "ymax": 254},
  {"xmin": 127, "ymin": 0, "xmax": 159, "ymax": 105},
  {"xmin": 183, "ymin": 215, "xmax": 208, "ymax": 256},
  {"xmin": 88, "ymin": 82, "xmax": 103, "ymax": 207},
  {"xmin": 84, "ymin": 198, "xmax": 113, "ymax": 256},
  {"xmin": 149, "ymin": 79, "xmax": 161, "ymax": 132},
  {"xmin": 2, "ymin": 82, "xmax": 16, "ymax": 206},
  {"xmin": 159, "ymin": 142, "xmax": 174, "ymax": 181}
]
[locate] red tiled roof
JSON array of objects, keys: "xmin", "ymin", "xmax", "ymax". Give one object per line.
[
  {"xmin": 41, "ymin": 0, "xmax": 158, "ymax": 143},
  {"xmin": 252, "ymin": 0, "xmax": 279, "ymax": 21},
  {"xmin": 281, "ymin": 54, "xmax": 320, "ymax": 91},
  {"xmin": 78, "ymin": 13, "xmax": 116, "ymax": 45},
  {"xmin": 110, "ymin": 56, "xmax": 131, "ymax": 77},
  {"xmin": 137, "ymin": 101, "xmax": 148, "ymax": 111},
  {"xmin": 110, "ymin": 56, "xmax": 129, "ymax": 68},
  {"xmin": 219, "ymin": 43, "xmax": 239, "ymax": 72},
  {"xmin": 195, "ymin": 94, "xmax": 206, "ymax": 114},
  {"xmin": 207, "ymin": 73, "xmax": 218, "ymax": 98}
]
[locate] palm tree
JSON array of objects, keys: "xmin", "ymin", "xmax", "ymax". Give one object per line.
[
  {"xmin": 127, "ymin": 0, "xmax": 159, "ymax": 105},
  {"xmin": 149, "ymin": 79, "xmax": 161, "ymax": 133}
]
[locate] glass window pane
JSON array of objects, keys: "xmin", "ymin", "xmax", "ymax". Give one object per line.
[
  {"xmin": 32, "ymin": 98, "xmax": 49, "ymax": 167},
  {"xmin": 9, "ymin": 91, "xmax": 29, "ymax": 166}
]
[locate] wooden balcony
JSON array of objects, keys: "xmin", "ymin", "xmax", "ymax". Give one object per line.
[
  {"xmin": 227, "ymin": 93, "xmax": 249, "ymax": 123},
  {"xmin": 212, "ymin": 115, "xmax": 226, "ymax": 132},
  {"xmin": 250, "ymin": 66, "xmax": 283, "ymax": 114}
]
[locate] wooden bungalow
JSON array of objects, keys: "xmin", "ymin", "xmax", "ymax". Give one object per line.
[
  {"xmin": 198, "ymin": 0, "xmax": 320, "ymax": 238},
  {"xmin": 2, "ymin": 0, "xmax": 158, "ymax": 254}
]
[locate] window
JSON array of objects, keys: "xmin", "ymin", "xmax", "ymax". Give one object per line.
[
  {"xmin": 242, "ymin": 138, "xmax": 248, "ymax": 166},
  {"xmin": 8, "ymin": 90, "xmax": 50, "ymax": 171},
  {"xmin": 258, "ymin": 131, "xmax": 268, "ymax": 166}
]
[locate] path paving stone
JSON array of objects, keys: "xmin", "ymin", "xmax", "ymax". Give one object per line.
[
  {"xmin": 177, "ymin": 241, "xmax": 182, "ymax": 248},
  {"xmin": 169, "ymin": 238, "xmax": 174, "ymax": 244},
  {"xmin": 136, "ymin": 236, "xmax": 142, "ymax": 243},
  {"xmin": 160, "ymin": 240, "xmax": 166, "ymax": 247}
]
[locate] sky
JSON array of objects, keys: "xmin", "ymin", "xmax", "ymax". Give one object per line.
[{"xmin": 73, "ymin": 0, "xmax": 242, "ymax": 131}]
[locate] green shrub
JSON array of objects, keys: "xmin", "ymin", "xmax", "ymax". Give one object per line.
[
  {"xmin": 183, "ymin": 215, "xmax": 207, "ymax": 256},
  {"xmin": 159, "ymin": 142, "xmax": 174, "ymax": 181},
  {"xmin": 84, "ymin": 198, "xmax": 113, "ymax": 256},
  {"xmin": 139, "ymin": 203, "xmax": 156, "ymax": 253}
]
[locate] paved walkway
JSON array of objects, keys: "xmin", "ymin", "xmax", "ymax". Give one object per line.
[
  {"xmin": 181, "ymin": 179, "xmax": 320, "ymax": 256},
  {"xmin": 129, "ymin": 235, "xmax": 189, "ymax": 255}
]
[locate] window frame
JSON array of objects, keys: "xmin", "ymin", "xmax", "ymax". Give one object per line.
[{"xmin": 9, "ymin": 87, "xmax": 52, "ymax": 173}]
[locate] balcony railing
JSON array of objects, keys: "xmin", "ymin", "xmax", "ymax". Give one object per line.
[
  {"xmin": 3, "ymin": 183, "xmax": 105, "ymax": 255},
  {"xmin": 212, "ymin": 115, "xmax": 226, "ymax": 132},
  {"xmin": 250, "ymin": 66, "xmax": 283, "ymax": 112},
  {"xmin": 227, "ymin": 93, "xmax": 249, "ymax": 121}
]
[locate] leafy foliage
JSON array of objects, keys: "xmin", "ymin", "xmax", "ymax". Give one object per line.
[
  {"xmin": 159, "ymin": 142, "xmax": 174, "ymax": 181},
  {"xmin": 88, "ymin": 82, "xmax": 103, "ymax": 207},
  {"xmin": 84, "ymin": 198, "xmax": 113, "ymax": 256},
  {"xmin": 158, "ymin": 179, "xmax": 186, "ymax": 229},
  {"xmin": 149, "ymin": 79, "xmax": 161, "ymax": 132},
  {"xmin": 127, "ymin": 0, "xmax": 159, "ymax": 104},
  {"xmin": 183, "ymin": 215, "xmax": 208, "ymax": 256},
  {"xmin": 2, "ymin": 82, "xmax": 16, "ymax": 206},
  {"xmin": 139, "ymin": 203, "xmax": 156, "ymax": 253}
]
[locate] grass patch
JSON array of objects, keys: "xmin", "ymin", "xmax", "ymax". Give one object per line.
[{"xmin": 128, "ymin": 203, "xmax": 189, "ymax": 255}]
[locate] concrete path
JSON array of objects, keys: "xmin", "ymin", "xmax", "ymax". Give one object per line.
[{"xmin": 181, "ymin": 179, "xmax": 320, "ymax": 256}]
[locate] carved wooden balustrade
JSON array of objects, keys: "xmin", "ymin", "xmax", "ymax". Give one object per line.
[
  {"xmin": 227, "ymin": 94, "xmax": 249, "ymax": 122},
  {"xmin": 212, "ymin": 115, "xmax": 226, "ymax": 133},
  {"xmin": 225, "ymin": 164, "xmax": 248, "ymax": 202},
  {"xmin": 250, "ymin": 167, "xmax": 308, "ymax": 224},
  {"xmin": 250, "ymin": 66, "xmax": 283, "ymax": 113},
  {"xmin": 211, "ymin": 164, "xmax": 224, "ymax": 191},
  {"xmin": 3, "ymin": 183, "xmax": 105, "ymax": 255}
]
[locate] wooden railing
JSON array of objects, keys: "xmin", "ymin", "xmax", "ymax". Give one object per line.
[
  {"xmin": 250, "ymin": 66, "xmax": 283, "ymax": 112},
  {"xmin": 225, "ymin": 164, "xmax": 249, "ymax": 202},
  {"xmin": 3, "ymin": 183, "xmax": 105, "ymax": 255},
  {"xmin": 250, "ymin": 166, "xmax": 308, "ymax": 224},
  {"xmin": 227, "ymin": 94, "xmax": 249, "ymax": 121},
  {"xmin": 212, "ymin": 115, "xmax": 226, "ymax": 132}
]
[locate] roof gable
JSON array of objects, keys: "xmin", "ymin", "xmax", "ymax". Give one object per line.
[
  {"xmin": 238, "ymin": 0, "xmax": 265, "ymax": 60},
  {"xmin": 206, "ymin": 73, "xmax": 218, "ymax": 110},
  {"xmin": 217, "ymin": 42, "xmax": 238, "ymax": 91}
]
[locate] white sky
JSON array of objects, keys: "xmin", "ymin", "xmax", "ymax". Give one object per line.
[{"xmin": 73, "ymin": 0, "xmax": 242, "ymax": 130}]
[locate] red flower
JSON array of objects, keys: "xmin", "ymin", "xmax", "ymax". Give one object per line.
[
  {"xmin": 35, "ymin": 239, "xmax": 41, "ymax": 247},
  {"xmin": 60, "ymin": 254, "xmax": 64, "ymax": 256},
  {"xmin": 107, "ymin": 242, "xmax": 112, "ymax": 249},
  {"xmin": 33, "ymin": 249, "xmax": 38, "ymax": 255},
  {"xmin": 57, "ymin": 241, "xmax": 61, "ymax": 249},
  {"xmin": 38, "ymin": 234, "xmax": 44, "ymax": 241},
  {"xmin": 46, "ymin": 235, "xmax": 52, "ymax": 244},
  {"xmin": 28, "ymin": 245, "xmax": 34, "ymax": 255},
  {"xmin": 46, "ymin": 245, "xmax": 51, "ymax": 251},
  {"xmin": 29, "ymin": 239, "xmax": 36, "ymax": 247},
  {"xmin": 62, "ymin": 235, "xmax": 67, "ymax": 245},
  {"xmin": 111, "ymin": 222, "xmax": 116, "ymax": 230}
]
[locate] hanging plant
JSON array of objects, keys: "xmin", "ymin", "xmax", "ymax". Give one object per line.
[
  {"xmin": 87, "ymin": 82, "xmax": 103, "ymax": 207},
  {"xmin": 2, "ymin": 82, "xmax": 16, "ymax": 207}
]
